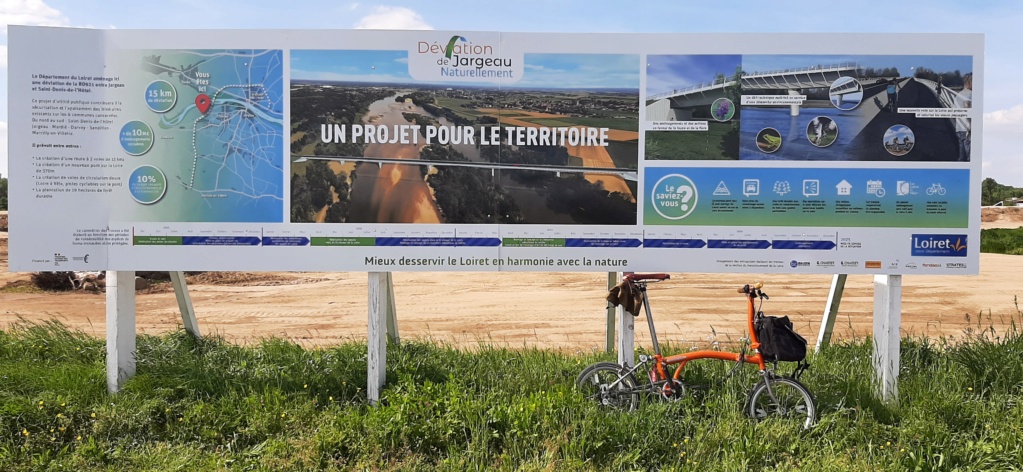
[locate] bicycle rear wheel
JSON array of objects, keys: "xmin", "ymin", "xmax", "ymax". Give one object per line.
[
  {"xmin": 576, "ymin": 362, "xmax": 640, "ymax": 411},
  {"xmin": 747, "ymin": 376, "xmax": 816, "ymax": 429}
]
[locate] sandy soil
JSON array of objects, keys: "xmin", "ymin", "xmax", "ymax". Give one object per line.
[{"xmin": 2, "ymin": 207, "xmax": 1022, "ymax": 350}]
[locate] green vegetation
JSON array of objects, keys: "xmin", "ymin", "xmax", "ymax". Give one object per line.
[
  {"xmin": 422, "ymin": 144, "xmax": 523, "ymax": 224},
  {"xmin": 981, "ymin": 227, "xmax": 1023, "ymax": 255},
  {"xmin": 981, "ymin": 178, "xmax": 1023, "ymax": 206},
  {"xmin": 289, "ymin": 85, "xmax": 394, "ymax": 155},
  {"xmin": 433, "ymin": 97, "xmax": 489, "ymax": 121},
  {"xmin": 645, "ymin": 122, "xmax": 736, "ymax": 160},
  {"xmin": 402, "ymin": 112, "xmax": 439, "ymax": 128},
  {"xmin": 0, "ymin": 173, "xmax": 7, "ymax": 211},
  {"xmin": 4, "ymin": 316, "xmax": 1023, "ymax": 470},
  {"xmin": 523, "ymin": 117, "xmax": 639, "ymax": 132},
  {"xmin": 290, "ymin": 160, "xmax": 351, "ymax": 223}
]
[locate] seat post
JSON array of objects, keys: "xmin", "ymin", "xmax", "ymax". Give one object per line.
[{"xmin": 640, "ymin": 285, "xmax": 661, "ymax": 356}]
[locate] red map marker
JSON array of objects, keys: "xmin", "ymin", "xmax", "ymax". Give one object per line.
[{"xmin": 195, "ymin": 94, "xmax": 211, "ymax": 114}]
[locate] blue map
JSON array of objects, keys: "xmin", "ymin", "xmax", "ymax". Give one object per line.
[{"xmin": 136, "ymin": 49, "xmax": 285, "ymax": 222}]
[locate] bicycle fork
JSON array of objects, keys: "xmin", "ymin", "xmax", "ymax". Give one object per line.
[{"xmin": 757, "ymin": 370, "xmax": 784, "ymax": 414}]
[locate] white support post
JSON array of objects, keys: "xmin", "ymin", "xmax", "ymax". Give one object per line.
[
  {"xmin": 605, "ymin": 272, "xmax": 619, "ymax": 353},
  {"xmin": 169, "ymin": 271, "xmax": 200, "ymax": 338},
  {"xmin": 106, "ymin": 271, "xmax": 136, "ymax": 393},
  {"xmin": 816, "ymin": 274, "xmax": 847, "ymax": 353},
  {"xmin": 617, "ymin": 304, "xmax": 635, "ymax": 367},
  {"xmin": 367, "ymin": 272, "xmax": 388, "ymax": 406},
  {"xmin": 384, "ymin": 272, "xmax": 399, "ymax": 344},
  {"xmin": 872, "ymin": 274, "xmax": 902, "ymax": 404},
  {"xmin": 788, "ymin": 89, "xmax": 802, "ymax": 116}
]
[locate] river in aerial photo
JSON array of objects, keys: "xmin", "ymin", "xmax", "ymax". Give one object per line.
[
  {"xmin": 346, "ymin": 92, "xmax": 582, "ymax": 224},
  {"xmin": 347, "ymin": 94, "xmax": 441, "ymax": 224}
]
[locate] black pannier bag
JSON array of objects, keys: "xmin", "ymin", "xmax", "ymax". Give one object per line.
[{"xmin": 755, "ymin": 315, "xmax": 807, "ymax": 362}]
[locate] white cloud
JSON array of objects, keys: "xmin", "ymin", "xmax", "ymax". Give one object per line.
[
  {"xmin": 354, "ymin": 6, "xmax": 432, "ymax": 30},
  {"xmin": 0, "ymin": 45, "xmax": 6, "ymax": 68},
  {"xmin": 985, "ymin": 105, "xmax": 1023, "ymax": 127},
  {"xmin": 0, "ymin": 0, "xmax": 70, "ymax": 34}
]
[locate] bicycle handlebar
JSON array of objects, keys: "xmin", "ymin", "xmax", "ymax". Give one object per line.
[{"xmin": 737, "ymin": 282, "xmax": 765, "ymax": 294}]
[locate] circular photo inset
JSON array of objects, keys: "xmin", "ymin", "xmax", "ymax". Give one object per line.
[
  {"xmin": 883, "ymin": 124, "xmax": 915, "ymax": 157},
  {"xmin": 710, "ymin": 97, "xmax": 735, "ymax": 122},
  {"xmin": 756, "ymin": 127, "xmax": 782, "ymax": 153},
  {"xmin": 828, "ymin": 76, "xmax": 863, "ymax": 111},
  {"xmin": 806, "ymin": 117, "xmax": 838, "ymax": 148}
]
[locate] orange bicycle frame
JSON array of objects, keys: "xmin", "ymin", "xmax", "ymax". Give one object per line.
[{"xmin": 624, "ymin": 275, "xmax": 766, "ymax": 386}]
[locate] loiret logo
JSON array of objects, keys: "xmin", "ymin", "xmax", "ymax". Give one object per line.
[
  {"xmin": 865, "ymin": 261, "xmax": 882, "ymax": 269},
  {"xmin": 911, "ymin": 234, "xmax": 967, "ymax": 257}
]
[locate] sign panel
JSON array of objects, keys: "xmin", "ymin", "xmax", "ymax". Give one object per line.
[{"xmin": 7, "ymin": 28, "xmax": 983, "ymax": 274}]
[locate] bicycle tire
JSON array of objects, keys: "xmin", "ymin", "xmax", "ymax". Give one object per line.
[
  {"xmin": 746, "ymin": 376, "xmax": 816, "ymax": 429},
  {"xmin": 576, "ymin": 362, "xmax": 640, "ymax": 411}
]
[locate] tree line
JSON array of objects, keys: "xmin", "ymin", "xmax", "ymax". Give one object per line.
[
  {"xmin": 0, "ymin": 174, "xmax": 7, "ymax": 211},
  {"xmin": 982, "ymin": 177, "xmax": 1023, "ymax": 206}
]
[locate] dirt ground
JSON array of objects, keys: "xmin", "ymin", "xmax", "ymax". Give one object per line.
[{"xmin": 3, "ymin": 207, "xmax": 1023, "ymax": 350}]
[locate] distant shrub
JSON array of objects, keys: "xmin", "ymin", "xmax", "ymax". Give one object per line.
[
  {"xmin": 980, "ymin": 228, "xmax": 1023, "ymax": 254},
  {"xmin": 30, "ymin": 272, "xmax": 77, "ymax": 291}
]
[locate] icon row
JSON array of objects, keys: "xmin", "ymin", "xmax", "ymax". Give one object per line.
[{"xmin": 713, "ymin": 179, "xmax": 947, "ymax": 198}]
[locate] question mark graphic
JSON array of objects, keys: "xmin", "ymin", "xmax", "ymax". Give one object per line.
[
  {"xmin": 651, "ymin": 173, "xmax": 698, "ymax": 221},
  {"xmin": 677, "ymin": 185, "xmax": 693, "ymax": 212}
]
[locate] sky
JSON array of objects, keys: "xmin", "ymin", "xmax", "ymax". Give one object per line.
[
  {"xmin": 292, "ymin": 50, "xmax": 639, "ymax": 89},
  {"xmin": 2, "ymin": 0, "xmax": 1023, "ymax": 184}
]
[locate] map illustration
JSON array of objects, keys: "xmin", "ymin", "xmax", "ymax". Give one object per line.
[{"xmin": 118, "ymin": 49, "xmax": 284, "ymax": 222}]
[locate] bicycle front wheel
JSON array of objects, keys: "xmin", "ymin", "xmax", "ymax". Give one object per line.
[
  {"xmin": 576, "ymin": 362, "xmax": 640, "ymax": 411},
  {"xmin": 747, "ymin": 377, "xmax": 816, "ymax": 429}
]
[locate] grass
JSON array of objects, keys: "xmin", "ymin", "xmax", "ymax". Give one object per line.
[
  {"xmin": 645, "ymin": 122, "xmax": 736, "ymax": 160},
  {"xmin": 980, "ymin": 227, "xmax": 1023, "ymax": 255},
  {"xmin": 521, "ymin": 117, "xmax": 640, "ymax": 132},
  {"xmin": 2, "ymin": 317, "xmax": 1023, "ymax": 470}
]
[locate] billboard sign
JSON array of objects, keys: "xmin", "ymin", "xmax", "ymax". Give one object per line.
[{"xmin": 7, "ymin": 28, "xmax": 983, "ymax": 273}]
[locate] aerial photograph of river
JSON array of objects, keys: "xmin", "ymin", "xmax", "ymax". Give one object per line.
[{"xmin": 288, "ymin": 49, "xmax": 640, "ymax": 225}]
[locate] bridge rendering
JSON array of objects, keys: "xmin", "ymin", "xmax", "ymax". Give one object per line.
[
  {"xmin": 739, "ymin": 63, "xmax": 858, "ymax": 90},
  {"xmin": 646, "ymin": 63, "xmax": 859, "ymax": 120},
  {"xmin": 292, "ymin": 155, "xmax": 639, "ymax": 181}
]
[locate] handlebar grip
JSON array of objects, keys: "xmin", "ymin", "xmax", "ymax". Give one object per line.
[{"xmin": 737, "ymin": 282, "xmax": 765, "ymax": 294}]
